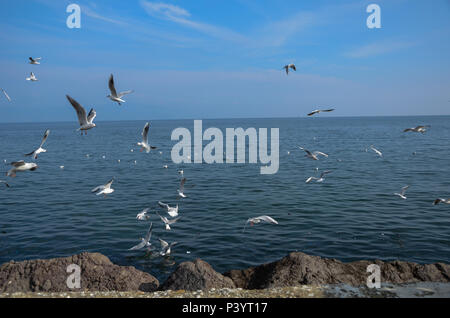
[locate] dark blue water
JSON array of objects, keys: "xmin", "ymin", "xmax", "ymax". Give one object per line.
[{"xmin": 0, "ymin": 116, "xmax": 449, "ymax": 282}]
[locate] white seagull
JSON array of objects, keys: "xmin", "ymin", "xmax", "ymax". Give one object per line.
[
  {"xmin": 1, "ymin": 88, "xmax": 11, "ymax": 102},
  {"xmin": 298, "ymin": 146, "xmax": 328, "ymax": 160},
  {"xmin": 158, "ymin": 201, "xmax": 179, "ymax": 217},
  {"xmin": 107, "ymin": 74, "xmax": 133, "ymax": 106},
  {"xmin": 178, "ymin": 177, "xmax": 187, "ymax": 198},
  {"xmin": 404, "ymin": 125, "xmax": 430, "ymax": 133},
  {"xmin": 394, "ymin": 185, "xmax": 409, "ymax": 200},
  {"xmin": 244, "ymin": 215, "xmax": 278, "ymax": 232},
  {"xmin": 26, "ymin": 72, "xmax": 38, "ymax": 81},
  {"xmin": 305, "ymin": 170, "xmax": 332, "ymax": 183},
  {"xmin": 136, "ymin": 208, "xmax": 151, "ymax": 221},
  {"xmin": 29, "ymin": 57, "xmax": 42, "ymax": 65},
  {"xmin": 282, "ymin": 63, "xmax": 296, "ymax": 75},
  {"xmin": 129, "ymin": 223, "xmax": 153, "ymax": 251},
  {"xmin": 137, "ymin": 122, "xmax": 156, "ymax": 153},
  {"xmin": 91, "ymin": 178, "xmax": 114, "ymax": 198},
  {"xmin": 6, "ymin": 161, "xmax": 38, "ymax": 177},
  {"xmin": 66, "ymin": 95, "xmax": 96, "ymax": 135},
  {"xmin": 370, "ymin": 145, "xmax": 383, "ymax": 157},
  {"xmin": 433, "ymin": 198, "xmax": 450, "ymax": 205},
  {"xmin": 156, "ymin": 212, "xmax": 181, "ymax": 231},
  {"xmin": 158, "ymin": 239, "xmax": 178, "ymax": 256},
  {"xmin": 307, "ymin": 108, "xmax": 335, "ymax": 116},
  {"xmin": 24, "ymin": 129, "xmax": 50, "ymax": 159}
]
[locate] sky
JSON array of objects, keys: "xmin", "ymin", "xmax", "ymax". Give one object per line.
[{"xmin": 0, "ymin": 0, "xmax": 449, "ymax": 122}]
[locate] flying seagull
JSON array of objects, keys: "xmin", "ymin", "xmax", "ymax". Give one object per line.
[
  {"xmin": 26, "ymin": 72, "xmax": 38, "ymax": 81},
  {"xmin": 282, "ymin": 64, "xmax": 296, "ymax": 75},
  {"xmin": 129, "ymin": 223, "xmax": 153, "ymax": 251},
  {"xmin": 0, "ymin": 180, "xmax": 10, "ymax": 188},
  {"xmin": 1, "ymin": 88, "xmax": 11, "ymax": 102},
  {"xmin": 394, "ymin": 185, "xmax": 409, "ymax": 200},
  {"xmin": 136, "ymin": 208, "xmax": 151, "ymax": 221},
  {"xmin": 158, "ymin": 238, "xmax": 178, "ymax": 256},
  {"xmin": 29, "ymin": 57, "xmax": 42, "ymax": 65},
  {"xmin": 156, "ymin": 212, "xmax": 181, "ymax": 231},
  {"xmin": 24, "ymin": 129, "xmax": 50, "ymax": 159},
  {"xmin": 158, "ymin": 201, "xmax": 179, "ymax": 217},
  {"xmin": 91, "ymin": 178, "xmax": 114, "ymax": 198},
  {"xmin": 298, "ymin": 146, "xmax": 328, "ymax": 160},
  {"xmin": 243, "ymin": 215, "xmax": 278, "ymax": 232},
  {"xmin": 307, "ymin": 109, "xmax": 335, "ymax": 116},
  {"xmin": 404, "ymin": 125, "xmax": 430, "ymax": 133},
  {"xmin": 66, "ymin": 95, "xmax": 96, "ymax": 135},
  {"xmin": 137, "ymin": 122, "xmax": 157, "ymax": 153},
  {"xmin": 370, "ymin": 145, "xmax": 383, "ymax": 157},
  {"xmin": 107, "ymin": 74, "xmax": 133, "ymax": 106},
  {"xmin": 305, "ymin": 170, "xmax": 332, "ymax": 183},
  {"xmin": 178, "ymin": 178, "xmax": 187, "ymax": 198},
  {"xmin": 6, "ymin": 161, "xmax": 38, "ymax": 177},
  {"xmin": 433, "ymin": 198, "xmax": 450, "ymax": 205}
]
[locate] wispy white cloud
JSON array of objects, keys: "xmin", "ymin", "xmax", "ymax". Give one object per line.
[
  {"xmin": 82, "ymin": 6, "xmax": 129, "ymax": 26},
  {"xmin": 345, "ymin": 41, "xmax": 417, "ymax": 58},
  {"xmin": 140, "ymin": 0, "xmax": 247, "ymax": 43}
]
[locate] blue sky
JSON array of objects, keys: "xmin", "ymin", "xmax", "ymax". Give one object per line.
[{"xmin": 0, "ymin": 0, "xmax": 449, "ymax": 122}]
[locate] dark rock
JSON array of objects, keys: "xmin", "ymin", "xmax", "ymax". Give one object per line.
[
  {"xmin": 224, "ymin": 252, "xmax": 450, "ymax": 289},
  {"xmin": 160, "ymin": 258, "xmax": 235, "ymax": 291},
  {"xmin": 0, "ymin": 252, "xmax": 159, "ymax": 292}
]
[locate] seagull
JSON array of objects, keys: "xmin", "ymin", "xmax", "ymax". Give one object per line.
[
  {"xmin": 1, "ymin": 88, "xmax": 11, "ymax": 102},
  {"xmin": 158, "ymin": 239, "xmax": 178, "ymax": 256},
  {"xmin": 158, "ymin": 201, "xmax": 179, "ymax": 217},
  {"xmin": 307, "ymin": 109, "xmax": 335, "ymax": 116},
  {"xmin": 298, "ymin": 146, "xmax": 328, "ymax": 160},
  {"xmin": 178, "ymin": 178, "xmax": 187, "ymax": 198},
  {"xmin": 129, "ymin": 223, "xmax": 153, "ymax": 251},
  {"xmin": 370, "ymin": 145, "xmax": 383, "ymax": 157},
  {"xmin": 136, "ymin": 208, "xmax": 151, "ymax": 221},
  {"xmin": 163, "ymin": 165, "xmax": 168, "ymax": 169},
  {"xmin": 404, "ymin": 125, "xmax": 430, "ymax": 133},
  {"xmin": 91, "ymin": 178, "xmax": 114, "ymax": 198},
  {"xmin": 305, "ymin": 170, "xmax": 332, "ymax": 183},
  {"xmin": 178, "ymin": 169, "xmax": 184, "ymax": 176},
  {"xmin": 6, "ymin": 161, "xmax": 38, "ymax": 177},
  {"xmin": 29, "ymin": 57, "xmax": 42, "ymax": 65},
  {"xmin": 433, "ymin": 198, "xmax": 450, "ymax": 205},
  {"xmin": 156, "ymin": 212, "xmax": 181, "ymax": 230},
  {"xmin": 243, "ymin": 215, "xmax": 278, "ymax": 232},
  {"xmin": 137, "ymin": 122, "xmax": 157, "ymax": 153},
  {"xmin": 282, "ymin": 64, "xmax": 296, "ymax": 75},
  {"xmin": 107, "ymin": 74, "xmax": 133, "ymax": 106},
  {"xmin": 24, "ymin": 129, "xmax": 50, "ymax": 159},
  {"xmin": 66, "ymin": 95, "xmax": 96, "ymax": 135},
  {"xmin": 26, "ymin": 72, "xmax": 38, "ymax": 81},
  {"xmin": 0, "ymin": 180, "xmax": 10, "ymax": 187},
  {"xmin": 394, "ymin": 185, "xmax": 409, "ymax": 200}
]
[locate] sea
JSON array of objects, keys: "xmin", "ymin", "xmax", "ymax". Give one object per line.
[{"xmin": 0, "ymin": 116, "xmax": 449, "ymax": 283}]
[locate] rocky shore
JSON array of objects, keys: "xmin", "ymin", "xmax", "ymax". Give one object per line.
[{"xmin": 0, "ymin": 251, "xmax": 449, "ymax": 297}]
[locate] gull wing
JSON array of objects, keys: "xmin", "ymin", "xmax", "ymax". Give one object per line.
[
  {"xmin": 39, "ymin": 129, "xmax": 50, "ymax": 148},
  {"xmin": 320, "ymin": 170, "xmax": 332, "ymax": 178},
  {"xmin": 91, "ymin": 185, "xmax": 104, "ymax": 193},
  {"xmin": 104, "ymin": 178, "xmax": 114, "ymax": 189},
  {"xmin": 307, "ymin": 110, "xmax": 319, "ymax": 116},
  {"xmin": 1, "ymin": 89, "xmax": 11, "ymax": 102},
  {"xmin": 158, "ymin": 201, "xmax": 169, "ymax": 210},
  {"xmin": 129, "ymin": 241, "xmax": 146, "ymax": 250},
  {"xmin": 322, "ymin": 109, "xmax": 335, "ymax": 112},
  {"xmin": 142, "ymin": 122, "xmax": 149, "ymax": 143},
  {"xmin": 66, "ymin": 95, "xmax": 88, "ymax": 126},
  {"xmin": 159, "ymin": 238, "xmax": 168, "ymax": 249},
  {"xmin": 11, "ymin": 161, "xmax": 25, "ymax": 167},
  {"xmin": 108, "ymin": 74, "xmax": 117, "ymax": 97},
  {"xmin": 179, "ymin": 178, "xmax": 186, "ymax": 192},
  {"xmin": 314, "ymin": 151, "xmax": 328, "ymax": 157},
  {"xmin": 29, "ymin": 57, "xmax": 34, "ymax": 62},
  {"xmin": 87, "ymin": 108, "xmax": 96, "ymax": 124},
  {"xmin": 167, "ymin": 216, "xmax": 181, "ymax": 225},
  {"xmin": 290, "ymin": 64, "xmax": 296, "ymax": 71},
  {"xmin": 118, "ymin": 90, "xmax": 134, "ymax": 98},
  {"xmin": 400, "ymin": 185, "xmax": 409, "ymax": 196},
  {"xmin": 144, "ymin": 223, "xmax": 153, "ymax": 242}
]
